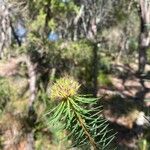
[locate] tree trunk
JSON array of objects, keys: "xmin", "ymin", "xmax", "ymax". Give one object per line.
[
  {"xmin": 138, "ymin": 0, "xmax": 150, "ymax": 73},
  {"xmin": 93, "ymin": 43, "xmax": 98, "ymax": 97},
  {"xmin": 0, "ymin": 55, "xmax": 36, "ymax": 150},
  {"xmin": 0, "ymin": 0, "xmax": 12, "ymax": 58}
]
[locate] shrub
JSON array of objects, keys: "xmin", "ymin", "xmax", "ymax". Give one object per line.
[{"xmin": 45, "ymin": 76, "xmax": 116, "ymax": 149}]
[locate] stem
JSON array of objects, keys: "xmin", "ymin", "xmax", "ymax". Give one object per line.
[
  {"xmin": 69, "ymin": 99, "xmax": 98, "ymax": 150},
  {"xmin": 76, "ymin": 113, "xmax": 98, "ymax": 150}
]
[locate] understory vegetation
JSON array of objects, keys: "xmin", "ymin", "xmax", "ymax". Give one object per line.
[{"xmin": 0, "ymin": 0, "xmax": 150, "ymax": 150}]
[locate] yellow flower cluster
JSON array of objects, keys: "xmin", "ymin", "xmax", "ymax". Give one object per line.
[{"xmin": 50, "ymin": 76, "xmax": 80, "ymax": 101}]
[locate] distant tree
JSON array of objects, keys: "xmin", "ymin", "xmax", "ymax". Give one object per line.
[
  {"xmin": 66, "ymin": 0, "xmax": 115, "ymax": 95},
  {"xmin": 138, "ymin": 0, "xmax": 150, "ymax": 73},
  {"xmin": 0, "ymin": 0, "xmax": 12, "ymax": 58}
]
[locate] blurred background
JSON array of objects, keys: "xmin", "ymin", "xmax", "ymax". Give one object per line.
[{"xmin": 0, "ymin": 0, "xmax": 150, "ymax": 149}]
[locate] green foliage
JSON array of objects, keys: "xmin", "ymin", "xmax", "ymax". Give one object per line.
[
  {"xmin": 128, "ymin": 37, "xmax": 138, "ymax": 52},
  {"xmin": 27, "ymin": 0, "xmax": 78, "ymax": 34},
  {"xmin": 1, "ymin": 0, "xmax": 147, "ymax": 149},
  {"xmin": 147, "ymin": 48, "xmax": 150, "ymax": 63},
  {"xmin": 138, "ymin": 139, "xmax": 150, "ymax": 150},
  {"xmin": 45, "ymin": 77, "xmax": 115, "ymax": 149},
  {"xmin": 114, "ymin": 6, "xmax": 128, "ymax": 23},
  {"xmin": 59, "ymin": 40, "xmax": 93, "ymax": 63},
  {"xmin": 140, "ymin": 100, "xmax": 150, "ymax": 150},
  {"xmin": 97, "ymin": 72, "xmax": 112, "ymax": 87},
  {"xmin": 98, "ymin": 53, "xmax": 112, "ymax": 73},
  {"xmin": 30, "ymin": 9, "xmax": 47, "ymax": 32},
  {"xmin": 0, "ymin": 78, "xmax": 29, "ymax": 117},
  {"xmin": 0, "ymin": 78, "xmax": 13, "ymax": 112}
]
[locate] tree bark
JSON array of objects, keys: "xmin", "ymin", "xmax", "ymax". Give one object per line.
[
  {"xmin": 93, "ymin": 42, "xmax": 98, "ymax": 97},
  {"xmin": 0, "ymin": 0, "xmax": 12, "ymax": 58},
  {"xmin": 0, "ymin": 55, "xmax": 36, "ymax": 150},
  {"xmin": 138, "ymin": 0, "xmax": 150, "ymax": 73},
  {"xmin": 23, "ymin": 55, "xmax": 37, "ymax": 150}
]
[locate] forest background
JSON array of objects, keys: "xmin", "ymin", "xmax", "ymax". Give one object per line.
[{"xmin": 0, "ymin": 0, "xmax": 150, "ymax": 150}]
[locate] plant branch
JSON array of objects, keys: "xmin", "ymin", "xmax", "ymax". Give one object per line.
[{"xmin": 69, "ymin": 99, "xmax": 98, "ymax": 150}]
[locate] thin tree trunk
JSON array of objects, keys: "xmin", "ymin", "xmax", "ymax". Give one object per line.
[
  {"xmin": 25, "ymin": 55, "xmax": 37, "ymax": 150},
  {"xmin": 0, "ymin": 55, "xmax": 36, "ymax": 150},
  {"xmin": 138, "ymin": 0, "xmax": 150, "ymax": 73},
  {"xmin": 93, "ymin": 43, "xmax": 98, "ymax": 97},
  {"xmin": 0, "ymin": 0, "xmax": 12, "ymax": 58},
  {"xmin": 26, "ymin": 132, "xmax": 34, "ymax": 150}
]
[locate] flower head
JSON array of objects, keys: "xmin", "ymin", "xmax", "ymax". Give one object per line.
[{"xmin": 50, "ymin": 76, "xmax": 80, "ymax": 101}]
